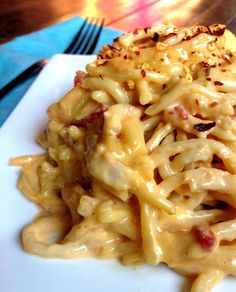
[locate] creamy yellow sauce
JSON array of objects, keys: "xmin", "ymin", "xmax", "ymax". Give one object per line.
[{"xmin": 11, "ymin": 23, "xmax": 236, "ymax": 292}]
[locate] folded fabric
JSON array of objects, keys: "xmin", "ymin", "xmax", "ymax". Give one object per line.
[{"xmin": 0, "ymin": 16, "xmax": 123, "ymax": 126}]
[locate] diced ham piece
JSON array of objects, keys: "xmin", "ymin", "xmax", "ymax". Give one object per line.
[
  {"xmin": 193, "ymin": 226, "xmax": 216, "ymax": 252},
  {"xmin": 173, "ymin": 106, "xmax": 189, "ymax": 120},
  {"xmin": 66, "ymin": 106, "xmax": 107, "ymax": 127},
  {"xmin": 74, "ymin": 70, "xmax": 88, "ymax": 86}
]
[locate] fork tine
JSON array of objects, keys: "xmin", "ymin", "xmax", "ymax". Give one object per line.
[
  {"xmin": 76, "ymin": 18, "xmax": 98, "ymax": 55},
  {"xmin": 77, "ymin": 18, "xmax": 99, "ymax": 55},
  {"xmin": 64, "ymin": 17, "xmax": 88, "ymax": 54},
  {"xmin": 0, "ymin": 18, "xmax": 91, "ymax": 100},
  {"xmin": 71, "ymin": 18, "xmax": 104, "ymax": 55},
  {"xmin": 69, "ymin": 18, "xmax": 94, "ymax": 55},
  {"xmin": 85, "ymin": 19, "xmax": 105, "ymax": 55}
]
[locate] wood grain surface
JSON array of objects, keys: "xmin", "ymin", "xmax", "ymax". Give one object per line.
[{"xmin": 0, "ymin": 0, "xmax": 236, "ymax": 44}]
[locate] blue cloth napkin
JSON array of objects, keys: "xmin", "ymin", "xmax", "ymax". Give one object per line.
[{"xmin": 0, "ymin": 16, "xmax": 123, "ymax": 126}]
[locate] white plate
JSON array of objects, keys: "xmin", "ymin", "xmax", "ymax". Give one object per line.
[{"xmin": 0, "ymin": 54, "xmax": 235, "ymax": 292}]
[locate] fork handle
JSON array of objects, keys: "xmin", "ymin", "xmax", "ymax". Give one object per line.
[{"xmin": 0, "ymin": 61, "xmax": 46, "ymax": 99}]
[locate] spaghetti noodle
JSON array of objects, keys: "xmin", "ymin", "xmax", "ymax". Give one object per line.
[{"xmin": 11, "ymin": 23, "xmax": 236, "ymax": 291}]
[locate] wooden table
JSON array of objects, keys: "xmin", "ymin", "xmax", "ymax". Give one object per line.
[{"xmin": 0, "ymin": 0, "xmax": 236, "ymax": 44}]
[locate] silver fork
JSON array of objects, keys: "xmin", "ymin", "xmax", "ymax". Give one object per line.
[{"xmin": 0, "ymin": 18, "xmax": 104, "ymax": 99}]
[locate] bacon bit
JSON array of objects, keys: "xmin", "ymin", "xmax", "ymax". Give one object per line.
[
  {"xmin": 116, "ymin": 132, "xmax": 122, "ymax": 139},
  {"xmin": 105, "ymin": 54, "xmax": 111, "ymax": 59},
  {"xmin": 133, "ymin": 28, "xmax": 139, "ymax": 35},
  {"xmin": 99, "ymin": 75, "xmax": 103, "ymax": 80},
  {"xmin": 113, "ymin": 36, "xmax": 119, "ymax": 42},
  {"xmin": 135, "ymin": 51, "xmax": 140, "ymax": 56},
  {"xmin": 191, "ymin": 51, "xmax": 196, "ymax": 54},
  {"xmin": 229, "ymin": 52, "xmax": 233, "ymax": 57},
  {"xmin": 199, "ymin": 61, "xmax": 211, "ymax": 76},
  {"xmin": 66, "ymin": 106, "xmax": 107, "ymax": 127},
  {"xmin": 74, "ymin": 70, "xmax": 88, "ymax": 86},
  {"xmin": 206, "ymin": 77, "xmax": 212, "ymax": 81},
  {"xmin": 141, "ymin": 69, "xmax": 146, "ymax": 78},
  {"xmin": 212, "ymin": 53, "xmax": 216, "ymax": 56},
  {"xmin": 124, "ymin": 55, "xmax": 128, "ymax": 60},
  {"xmin": 222, "ymin": 54, "xmax": 231, "ymax": 64},
  {"xmin": 209, "ymin": 101, "xmax": 218, "ymax": 107},
  {"xmin": 173, "ymin": 106, "xmax": 189, "ymax": 120},
  {"xmin": 195, "ymin": 99, "xmax": 200, "ymax": 106},
  {"xmin": 181, "ymin": 112, "xmax": 188, "ymax": 120},
  {"xmin": 144, "ymin": 26, "xmax": 149, "ymax": 33},
  {"xmin": 152, "ymin": 32, "xmax": 159, "ymax": 42},
  {"xmin": 193, "ymin": 226, "xmax": 216, "ymax": 252},
  {"xmin": 214, "ymin": 81, "xmax": 223, "ymax": 86},
  {"xmin": 221, "ymin": 69, "xmax": 227, "ymax": 72},
  {"xmin": 208, "ymin": 24, "xmax": 226, "ymax": 36},
  {"xmin": 162, "ymin": 83, "xmax": 167, "ymax": 90},
  {"xmin": 194, "ymin": 122, "xmax": 216, "ymax": 132}
]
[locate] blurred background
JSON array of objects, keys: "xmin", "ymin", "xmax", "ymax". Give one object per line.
[{"xmin": 1, "ymin": 0, "xmax": 236, "ymax": 44}]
